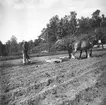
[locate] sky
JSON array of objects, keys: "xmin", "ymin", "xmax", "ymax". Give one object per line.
[{"xmin": 0, "ymin": 0, "xmax": 106, "ymax": 44}]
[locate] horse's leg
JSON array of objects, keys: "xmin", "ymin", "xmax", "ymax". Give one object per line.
[
  {"xmin": 23, "ymin": 53, "xmax": 25, "ymax": 64},
  {"xmin": 25, "ymin": 51, "xmax": 27, "ymax": 64},
  {"xmin": 85, "ymin": 50, "xmax": 88, "ymax": 58},
  {"xmin": 71, "ymin": 46, "xmax": 77, "ymax": 59},
  {"xmin": 71, "ymin": 52, "xmax": 76, "ymax": 59},
  {"xmin": 90, "ymin": 49, "xmax": 92, "ymax": 57},
  {"xmin": 87, "ymin": 50, "xmax": 90, "ymax": 58},
  {"xmin": 102, "ymin": 43, "xmax": 104, "ymax": 49},
  {"xmin": 79, "ymin": 50, "xmax": 82, "ymax": 59},
  {"xmin": 26, "ymin": 51, "xmax": 31, "ymax": 63},
  {"xmin": 97, "ymin": 43, "xmax": 99, "ymax": 48},
  {"xmin": 23, "ymin": 52, "xmax": 26, "ymax": 64},
  {"xmin": 68, "ymin": 49, "xmax": 71, "ymax": 59}
]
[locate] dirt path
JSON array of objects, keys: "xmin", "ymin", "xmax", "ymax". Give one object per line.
[{"xmin": 0, "ymin": 49, "xmax": 106, "ymax": 105}]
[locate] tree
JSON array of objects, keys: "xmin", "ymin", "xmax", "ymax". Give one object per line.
[
  {"xmin": 92, "ymin": 9, "xmax": 100, "ymax": 20},
  {"xmin": 2, "ymin": 44, "xmax": 8, "ymax": 56},
  {"xmin": 57, "ymin": 11, "xmax": 78, "ymax": 37},
  {"xmin": 57, "ymin": 17, "xmax": 68, "ymax": 38},
  {"xmin": 47, "ymin": 15, "xmax": 60, "ymax": 42},
  {"xmin": 40, "ymin": 15, "xmax": 59, "ymax": 42},
  {"xmin": 100, "ymin": 14, "xmax": 106, "ymax": 27},
  {"xmin": 78, "ymin": 17, "xmax": 92, "ymax": 34},
  {"xmin": 10, "ymin": 35, "xmax": 19, "ymax": 55},
  {"xmin": 6, "ymin": 40, "xmax": 11, "ymax": 55},
  {"xmin": 40, "ymin": 15, "xmax": 60, "ymax": 52},
  {"xmin": 92, "ymin": 9, "xmax": 101, "ymax": 28},
  {"xmin": 28, "ymin": 40, "xmax": 34, "ymax": 49},
  {"xmin": 6, "ymin": 35, "xmax": 19, "ymax": 55},
  {"xmin": 0, "ymin": 41, "xmax": 3, "ymax": 56},
  {"xmin": 69, "ymin": 11, "xmax": 78, "ymax": 34}
]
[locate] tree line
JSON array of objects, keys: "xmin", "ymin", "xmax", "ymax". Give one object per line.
[
  {"xmin": 39, "ymin": 9, "xmax": 106, "ymax": 51},
  {"xmin": 0, "ymin": 9, "xmax": 106, "ymax": 56},
  {"xmin": 0, "ymin": 35, "xmax": 43, "ymax": 56}
]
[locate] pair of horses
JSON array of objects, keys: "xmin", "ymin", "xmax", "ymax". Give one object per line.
[{"xmin": 55, "ymin": 34, "xmax": 105, "ymax": 59}]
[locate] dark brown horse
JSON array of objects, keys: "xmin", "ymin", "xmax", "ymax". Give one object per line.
[
  {"xmin": 67, "ymin": 39, "xmax": 93, "ymax": 59},
  {"xmin": 93, "ymin": 39, "xmax": 104, "ymax": 49},
  {"xmin": 94, "ymin": 28, "xmax": 105, "ymax": 49},
  {"xmin": 55, "ymin": 35, "xmax": 94, "ymax": 59}
]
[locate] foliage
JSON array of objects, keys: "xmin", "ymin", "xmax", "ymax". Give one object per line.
[
  {"xmin": 6, "ymin": 35, "xmax": 19, "ymax": 55},
  {"xmin": 78, "ymin": 17, "xmax": 92, "ymax": 33},
  {"xmin": 0, "ymin": 41, "xmax": 3, "ymax": 56},
  {"xmin": 39, "ymin": 9, "xmax": 106, "ymax": 51},
  {"xmin": 40, "ymin": 10, "xmax": 100, "ymax": 43},
  {"xmin": 1, "ymin": 9, "xmax": 106, "ymax": 56},
  {"xmin": 92, "ymin": 10, "xmax": 100, "ymax": 20},
  {"xmin": 91, "ymin": 9, "xmax": 101, "ymax": 28},
  {"xmin": 101, "ymin": 14, "xmax": 106, "ymax": 27},
  {"xmin": 34, "ymin": 38, "xmax": 43, "ymax": 46}
]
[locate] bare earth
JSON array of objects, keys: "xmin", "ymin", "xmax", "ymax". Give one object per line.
[{"xmin": 0, "ymin": 48, "xmax": 106, "ymax": 105}]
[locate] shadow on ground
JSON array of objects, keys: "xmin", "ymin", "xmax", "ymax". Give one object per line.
[{"xmin": 0, "ymin": 60, "xmax": 45, "ymax": 68}]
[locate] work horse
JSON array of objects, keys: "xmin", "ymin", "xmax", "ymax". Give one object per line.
[
  {"xmin": 93, "ymin": 28, "xmax": 105, "ymax": 49},
  {"xmin": 55, "ymin": 35, "xmax": 94, "ymax": 59},
  {"xmin": 93, "ymin": 38, "xmax": 104, "ymax": 49},
  {"xmin": 67, "ymin": 39, "xmax": 93, "ymax": 59}
]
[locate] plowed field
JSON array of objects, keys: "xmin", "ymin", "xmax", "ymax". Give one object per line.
[{"xmin": 0, "ymin": 49, "xmax": 106, "ymax": 105}]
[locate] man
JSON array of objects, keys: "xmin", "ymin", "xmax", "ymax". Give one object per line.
[{"xmin": 22, "ymin": 41, "xmax": 31, "ymax": 64}]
